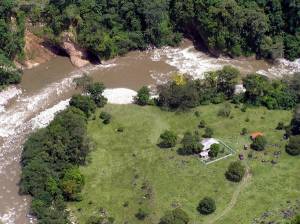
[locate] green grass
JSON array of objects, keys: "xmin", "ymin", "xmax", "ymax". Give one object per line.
[{"xmin": 69, "ymin": 103, "xmax": 300, "ymax": 224}]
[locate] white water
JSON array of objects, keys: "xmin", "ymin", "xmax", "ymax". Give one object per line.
[{"xmin": 151, "ymin": 46, "xmax": 300, "ymax": 79}]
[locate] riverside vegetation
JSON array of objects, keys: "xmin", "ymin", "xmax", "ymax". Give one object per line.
[
  {"xmin": 20, "ymin": 67, "xmax": 300, "ymax": 223},
  {"xmin": 1, "ymin": 0, "xmax": 300, "ymax": 88}
]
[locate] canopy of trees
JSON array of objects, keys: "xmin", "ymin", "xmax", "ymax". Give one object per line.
[
  {"xmin": 0, "ymin": 1, "xmax": 24, "ymax": 88},
  {"xmin": 20, "ymin": 106, "xmax": 90, "ymax": 223},
  {"xmin": 24, "ymin": 0, "xmax": 300, "ymax": 61}
]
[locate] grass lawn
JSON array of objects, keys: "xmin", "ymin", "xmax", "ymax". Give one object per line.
[{"xmin": 69, "ymin": 103, "xmax": 300, "ymax": 224}]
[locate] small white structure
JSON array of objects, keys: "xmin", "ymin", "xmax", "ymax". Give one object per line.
[
  {"xmin": 234, "ymin": 84, "xmax": 246, "ymax": 95},
  {"xmin": 200, "ymin": 138, "xmax": 220, "ymax": 160}
]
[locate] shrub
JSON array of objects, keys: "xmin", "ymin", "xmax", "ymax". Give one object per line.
[
  {"xmin": 195, "ymin": 111, "xmax": 200, "ymax": 117},
  {"xmin": 61, "ymin": 167, "xmax": 85, "ymax": 201},
  {"xmin": 291, "ymin": 214, "xmax": 300, "ymax": 224},
  {"xmin": 86, "ymin": 82, "xmax": 107, "ymax": 107},
  {"xmin": 198, "ymin": 120, "xmax": 206, "ymax": 128},
  {"xmin": 135, "ymin": 208, "xmax": 148, "ymax": 220},
  {"xmin": 100, "ymin": 112, "xmax": 112, "ymax": 124},
  {"xmin": 159, "ymin": 208, "xmax": 190, "ymax": 224},
  {"xmin": 208, "ymin": 144, "xmax": 220, "ymax": 158},
  {"xmin": 286, "ymin": 136, "xmax": 300, "ymax": 156},
  {"xmin": 136, "ymin": 86, "xmax": 150, "ymax": 106},
  {"xmin": 241, "ymin": 128, "xmax": 248, "ymax": 135},
  {"xmin": 225, "ymin": 161, "xmax": 246, "ymax": 182},
  {"xmin": 241, "ymin": 105, "xmax": 247, "ymax": 112},
  {"xmin": 179, "ymin": 132, "xmax": 203, "ymax": 155},
  {"xmin": 276, "ymin": 122, "xmax": 285, "ymax": 130},
  {"xmin": 117, "ymin": 127, "xmax": 124, "ymax": 132},
  {"xmin": 197, "ymin": 197, "xmax": 216, "ymax": 215},
  {"xmin": 159, "ymin": 130, "xmax": 177, "ymax": 148},
  {"xmin": 203, "ymin": 127, "xmax": 214, "ymax": 138},
  {"xmin": 218, "ymin": 103, "xmax": 232, "ymax": 117},
  {"xmin": 251, "ymin": 136, "xmax": 267, "ymax": 151},
  {"xmin": 245, "ymin": 117, "xmax": 250, "ymax": 122},
  {"xmin": 69, "ymin": 95, "xmax": 96, "ymax": 117}
]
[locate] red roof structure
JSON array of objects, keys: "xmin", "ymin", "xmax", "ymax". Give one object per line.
[{"xmin": 250, "ymin": 132, "xmax": 264, "ymax": 139}]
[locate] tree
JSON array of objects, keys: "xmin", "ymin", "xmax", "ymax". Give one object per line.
[
  {"xmin": 225, "ymin": 161, "xmax": 246, "ymax": 182},
  {"xmin": 216, "ymin": 66, "xmax": 239, "ymax": 98},
  {"xmin": 251, "ymin": 136, "xmax": 267, "ymax": 151},
  {"xmin": 99, "ymin": 112, "xmax": 112, "ymax": 124},
  {"xmin": 179, "ymin": 131, "xmax": 203, "ymax": 155},
  {"xmin": 203, "ymin": 127, "xmax": 214, "ymax": 138},
  {"xmin": 157, "ymin": 80, "xmax": 199, "ymax": 110},
  {"xmin": 159, "ymin": 208, "xmax": 190, "ymax": 224},
  {"xmin": 291, "ymin": 105, "xmax": 300, "ymax": 135},
  {"xmin": 159, "ymin": 130, "xmax": 177, "ymax": 148},
  {"xmin": 61, "ymin": 167, "xmax": 85, "ymax": 201},
  {"xmin": 86, "ymin": 82, "xmax": 107, "ymax": 107},
  {"xmin": 197, "ymin": 197, "xmax": 216, "ymax": 215},
  {"xmin": 69, "ymin": 95, "xmax": 96, "ymax": 117},
  {"xmin": 286, "ymin": 136, "xmax": 300, "ymax": 156},
  {"xmin": 135, "ymin": 208, "xmax": 148, "ymax": 220},
  {"xmin": 208, "ymin": 144, "xmax": 220, "ymax": 158},
  {"xmin": 136, "ymin": 86, "xmax": 150, "ymax": 106}
]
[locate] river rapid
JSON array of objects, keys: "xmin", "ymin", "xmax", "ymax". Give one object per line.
[{"xmin": 0, "ymin": 40, "xmax": 299, "ymax": 224}]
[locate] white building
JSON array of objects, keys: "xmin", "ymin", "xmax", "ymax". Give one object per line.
[{"xmin": 200, "ymin": 138, "xmax": 220, "ymax": 160}]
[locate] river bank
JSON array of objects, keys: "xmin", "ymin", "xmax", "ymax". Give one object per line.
[{"xmin": 0, "ymin": 40, "xmax": 300, "ymax": 224}]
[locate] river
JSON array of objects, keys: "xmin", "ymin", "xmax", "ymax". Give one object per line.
[{"xmin": 0, "ymin": 40, "xmax": 299, "ymax": 224}]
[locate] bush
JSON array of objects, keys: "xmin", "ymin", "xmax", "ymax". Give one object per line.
[
  {"xmin": 100, "ymin": 112, "xmax": 112, "ymax": 124},
  {"xmin": 203, "ymin": 127, "xmax": 214, "ymax": 138},
  {"xmin": 61, "ymin": 167, "xmax": 85, "ymax": 201},
  {"xmin": 291, "ymin": 214, "xmax": 300, "ymax": 224},
  {"xmin": 251, "ymin": 136, "xmax": 267, "ymax": 151},
  {"xmin": 225, "ymin": 161, "xmax": 246, "ymax": 182},
  {"xmin": 179, "ymin": 132, "xmax": 203, "ymax": 155},
  {"xmin": 218, "ymin": 103, "xmax": 232, "ymax": 117},
  {"xmin": 197, "ymin": 197, "xmax": 216, "ymax": 215},
  {"xmin": 276, "ymin": 122, "xmax": 285, "ymax": 130},
  {"xmin": 159, "ymin": 208, "xmax": 190, "ymax": 224},
  {"xmin": 69, "ymin": 95, "xmax": 96, "ymax": 117},
  {"xmin": 86, "ymin": 82, "xmax": 107, "ymax": 107},
  {"xmin": 208, "ymin": 144, "xmax": 220, "ymax": 158},
  {"xmin": 198, "ymin": 120, "xmax": 206, "ymax": 128},
  {"xmin": 241, "ymin": 128, "xmax": 248, "ymax": 135},
  {"xmin": 135, "ymin": 208, "xmax": 148, "ymax": 220},
  {"xmin": 159, "ymin": 130, "xmax": 177, "ymax": 148},
  {"xmin": 136, "ymin": 86, "xmax": 150, "ymax": 106},
  {"xmin": 286, "ymin": 136, "xmax": 300, "ymax": 156}
]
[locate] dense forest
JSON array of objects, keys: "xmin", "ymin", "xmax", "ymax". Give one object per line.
[
  {"xmin": 0, "ymin": 0, "xmax": 24, "ymax": 88},
  {"xmin": 29, "ymin": 0, "xmax": 300, "ymax": 60}
]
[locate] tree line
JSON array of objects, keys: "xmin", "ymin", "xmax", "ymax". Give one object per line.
[
  {"xmin": 25, "ymin": 0, "xmax": 300, "ymax": 60},
  {"xmin": 0, "ymin": 0, "xmax": 24, "ymax": 88},
  {"xmin": 137, "ymin": 66, "xmax": 299, "ymax": 111},
  {"xmin": 20, "ymin": 80, "xmax": 107, "ymax": 223}
]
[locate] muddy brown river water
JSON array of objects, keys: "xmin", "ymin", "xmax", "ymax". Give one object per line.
[{"xmin": 0, "ymin": 40, "xmax": 299, "ymax": 224}]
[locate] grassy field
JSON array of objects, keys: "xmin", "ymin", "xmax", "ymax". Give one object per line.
[{"xmin": 69, "ymin": 103, "xmax": 300, "ymax": 224}]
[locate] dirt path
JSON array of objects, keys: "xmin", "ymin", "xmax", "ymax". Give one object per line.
[{"xmin": 207, "ymin": 167, "xmax": 252, "ymax": 224}]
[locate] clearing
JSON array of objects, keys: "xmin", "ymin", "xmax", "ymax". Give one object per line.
[{"xmin": 69, "ymin": 103, "xmax": 299, "ymax": 224}]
